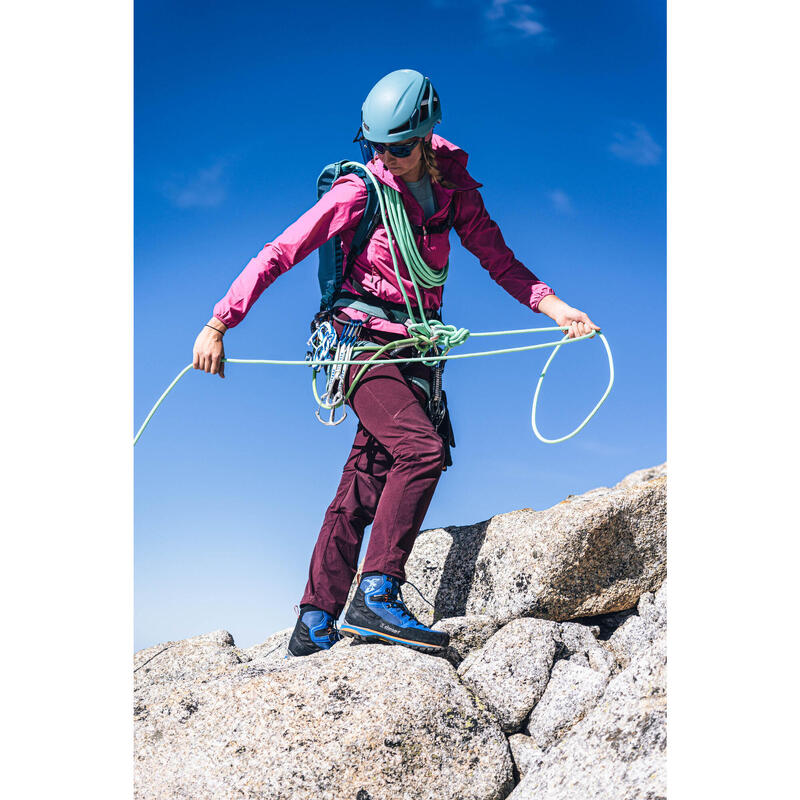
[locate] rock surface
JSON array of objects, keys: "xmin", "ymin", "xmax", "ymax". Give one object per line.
[
  {"xmin": 510, "ymin": 583, "xmax": 667, "ymax": 799},
  {"xmin": 403, "ymin": 464, "xmax": 666, "ymax": 626},
  {"xmin": 134, "ymin": 463, "xmax": 666, "ymax": 800},
  {"xmin": 135, "ymin": 641, "xmax": 513, "ymax": 800},
  {"xmin": 457, "ymin": 618, "xmax": 559, "ymax": 733}
]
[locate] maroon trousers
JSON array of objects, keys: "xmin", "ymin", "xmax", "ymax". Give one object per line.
[{"xmin": 300, "ymin": 319, "xmax": 446, "ymax": 618}]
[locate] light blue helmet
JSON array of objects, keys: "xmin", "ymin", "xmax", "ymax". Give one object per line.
[{"xmin": 361, "ymin": 69, "xmax": 442, "ymax": 143}]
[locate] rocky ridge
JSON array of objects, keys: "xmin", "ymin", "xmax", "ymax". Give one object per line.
[{"xmin": 134, "ymin": 463, "xmax": 666, "ymax": 800}]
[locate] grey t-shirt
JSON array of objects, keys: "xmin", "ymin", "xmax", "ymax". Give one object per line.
[{"xmin": 406, "ymin": 175, "xmax": 437, "ymax": 219}]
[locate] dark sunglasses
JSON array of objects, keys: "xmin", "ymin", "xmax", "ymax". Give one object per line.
[
  {"xmin": 353, "ymin": 129, "xmax": 422, "ymax": 162},
  {"xmin": 368, "ymin": 138, "xmax": 422, "ymax": 158}
]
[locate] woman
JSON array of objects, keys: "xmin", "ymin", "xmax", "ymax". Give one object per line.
[{"xmin": 193, "ymin": 70, "xmax": 599, "ymax": 657}]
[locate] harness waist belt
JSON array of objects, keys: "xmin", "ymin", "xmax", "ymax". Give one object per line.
[{"xmin": 332, "ymin": 295, "xmax": 442, "ymax": 326}]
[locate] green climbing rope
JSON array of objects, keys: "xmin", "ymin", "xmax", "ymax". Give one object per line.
[{"xmin": 134, "ymin": 162, "xmax": 614, "ymax": 446}]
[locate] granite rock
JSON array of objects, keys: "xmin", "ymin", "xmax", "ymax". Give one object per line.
[
  {"xmin": 135, "ymin": 464, "xmax": 667, "ymax": 799},
  {"xmin": 135, "ymin": 641, "xmax": 513, "ymax": 800},
  {"xmin": 243, "ymin": 626, "xmax": 293, "ymax": 667},
  {"xmin": 507, "ymin": 734, "xmax": 544, "ymax": 779},
  {"xmin": 457, "ymin": 618, "xmax": 559, "ymax": 733},
  {"xmin": 524, "ymin": 660, "xmax": 608, "ymax": 748},
  {"xmin": 403, "ymin": 465, "xmax": 666, "ymax": 625},
  {"xmin": 431, "ymin": 614, "xmax": 502, "ymax": 665},
  {"xmin": 606, "ymin": 582, "xmax": 667, "ymax": 668},
  {"xmin": 134, "ymin": 629, "xmax": 249, "ymax": 692},
  {"xmin": 509, "ymin": 588, "xmax": 667, "ymax": 800}
]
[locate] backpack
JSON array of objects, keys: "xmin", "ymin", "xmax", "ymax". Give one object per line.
[{"xmin": 315, "ymin": 161, "xmax": 381, "ymax": 314}]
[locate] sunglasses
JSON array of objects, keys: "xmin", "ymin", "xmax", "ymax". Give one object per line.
[
  {"xmin": 368, "ymin": 138, "xmax": 422, "ymax": 158},
  {"xmin": 353, "ymin": 129, "xmax": 422, "ymax": 162}
]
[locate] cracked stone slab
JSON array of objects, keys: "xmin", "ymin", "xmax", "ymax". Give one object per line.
[
  {"xmin": 403, "ymin": 464, "xmax": 666, "ymax": 626},
  {"xmin": 524, "ymin": 660, "xmax": 608, "ymax": 748},
  {"xmin": 457, "ymin": 618, "xmax": 560, "ymax": 733}
]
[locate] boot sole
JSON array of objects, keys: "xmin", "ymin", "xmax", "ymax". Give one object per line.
[{"xmin": 339, "ymin": 623, "xmax": 446, "ymax": 652}]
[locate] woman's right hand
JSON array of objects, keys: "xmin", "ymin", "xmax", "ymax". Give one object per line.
[{"xmin": 193, "ymin": 318, "xmax": 228, "ymax": 378}]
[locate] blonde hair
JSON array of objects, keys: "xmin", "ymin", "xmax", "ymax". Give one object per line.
[{"xmin": 421, "ymin": 139, "xmax": 456, "ymax": 189}]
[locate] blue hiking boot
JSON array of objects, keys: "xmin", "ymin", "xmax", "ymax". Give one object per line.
[
  {"xmin": 286, "ymin": 606, "xmax": 341, "ymax": 657},
  {"xmin": 339, "ymin": 574, "xmax": 449, "ymax": 652}
]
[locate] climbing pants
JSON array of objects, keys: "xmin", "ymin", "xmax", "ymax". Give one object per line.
[{"xmin": 300, "ymin": 317, "xmax": 446, "ymax": 617}]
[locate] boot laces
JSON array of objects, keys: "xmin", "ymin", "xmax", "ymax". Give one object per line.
[{"xmin": 381, "ymin": 579, "xmax": 434, "ymax": 625}]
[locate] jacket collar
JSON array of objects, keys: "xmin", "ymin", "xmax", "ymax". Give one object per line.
[
  {"xmin": 366, "ymin": 133, "xmax": 482, "ymax": 194},
  {"xmin": 365, "ymin": 134, "xmax": 481, "ymax": 223}
]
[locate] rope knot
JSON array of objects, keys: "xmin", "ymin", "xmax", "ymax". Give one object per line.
[{"xmin": 406, "ymin": 319, "xmax": 471, "ymax": 365}]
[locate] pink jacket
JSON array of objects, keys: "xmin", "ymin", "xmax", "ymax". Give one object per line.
[{"xmin": 213, "ymin": 135, "xmax": 554, "ymax": 335}]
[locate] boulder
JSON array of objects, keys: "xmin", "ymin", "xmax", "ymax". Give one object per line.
[
  {"xmin": 431, "ymin": 614, "xmax": 502, "ymax": 665},
  {"xmin": 243, "ymin": 626, "xmax": 293, "ymax": 667},
  {"xmin": 403, "ymin": 464, "xmax": 666, "ymax": 625},
  {"xmin": 135, "ymin": 463, "xmax": 667, "ymax": 799},
  {"xmin": 524, "ymin": 660, "xmax": 607, "ymax": 748},
  {"xmin": 606, "ymin": 582, "xmax": 667, "ymax": 668},
  {"xmin": 135, "ymin": 639, "xmax": 513, "ymax": 800},
  {"xmin": 508, "ymin": 587, "xmax": 667, "ymax": 800},
  {"xmin": 134, "ymin": 629, "xmax": 249, "ymax": 691},
  {"xmin": 507, "ymin": 734, "xmax": 544, "ymax": 779},
  {"xmin": 457, "ymin": 618, "xmax": 559, "ymax": 733}
]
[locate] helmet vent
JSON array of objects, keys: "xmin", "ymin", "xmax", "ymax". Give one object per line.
[{"xmin": 419, "ymin": 100, "xmax": 430, "ymax": 124}]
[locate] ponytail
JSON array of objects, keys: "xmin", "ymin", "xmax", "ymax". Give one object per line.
[{"xmin": 421, "ymin": 139, "xmax": 456, "ymax": 189}]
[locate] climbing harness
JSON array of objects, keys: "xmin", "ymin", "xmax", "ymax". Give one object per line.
[{"xmin": 134, "ymin": 163, "xmax": 614, "ymax": 447}]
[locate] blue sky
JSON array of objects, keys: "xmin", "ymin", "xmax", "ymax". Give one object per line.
[{"xmin": 134, "ymin": 0, "xmax": 665, "ymax": 651}]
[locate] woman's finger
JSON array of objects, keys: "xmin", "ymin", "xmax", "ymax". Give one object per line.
[{"xmin": 569, "ymin": 320, "xmax": 579, "ymax": 339}]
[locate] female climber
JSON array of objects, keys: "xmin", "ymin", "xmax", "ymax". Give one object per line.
[{"xmin": 191, "ymin": 69, "xmax": 600, "ymax": 657}]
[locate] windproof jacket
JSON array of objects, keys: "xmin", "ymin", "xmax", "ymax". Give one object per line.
[{"xmin": 212, "ymin": 134, "xmax": 554, "ymax": 335}]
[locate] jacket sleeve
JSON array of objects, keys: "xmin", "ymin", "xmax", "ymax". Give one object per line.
[
  {"xmin": 453, "ymin": 188, "xmax": 555, "ymax": 313},
  {"xmin": 212, "ymin": 176, "xmax": 367, "ymax": 328}
]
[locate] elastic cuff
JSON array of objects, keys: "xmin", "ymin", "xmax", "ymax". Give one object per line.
[{"xmin": 531, "ymin": 287, "xmax": 556, "ymax": 313}]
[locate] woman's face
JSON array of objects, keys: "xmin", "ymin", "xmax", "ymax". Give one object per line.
[{"xmin": 375, "ymin": 135, "xmax": 427, "ymax": 180}]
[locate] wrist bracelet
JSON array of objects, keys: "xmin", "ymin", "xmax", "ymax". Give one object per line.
[{"xmin": 205, "ymin": 324, "xmax": 224, "ymax": 335}]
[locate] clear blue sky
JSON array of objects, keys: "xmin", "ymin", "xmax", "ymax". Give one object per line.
[{"xmin": 134, "ymin": 0, "xmax": 665, "ymax": 652}]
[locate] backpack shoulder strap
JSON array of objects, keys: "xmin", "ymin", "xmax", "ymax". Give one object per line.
[
  {"xmin": 316, "ymin": 161, "xmax": 382, "ymax": 312},
  {"xmin": 339, "ymin": 167, "xmax": 381, "ymax": 281}
]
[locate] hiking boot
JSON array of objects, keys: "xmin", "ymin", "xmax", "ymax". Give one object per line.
[
  {"xmin": 339, "ymin": 574, "xmax": 449, "ymax": 652},
  {"xmin": 286, "ymin": 606, "xmax": 341, "ymax": 657}
]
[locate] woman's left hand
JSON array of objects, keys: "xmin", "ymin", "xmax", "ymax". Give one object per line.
[{"xmin": 538, "ymin": 294, "xmax": 600, "ymax": 339}]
